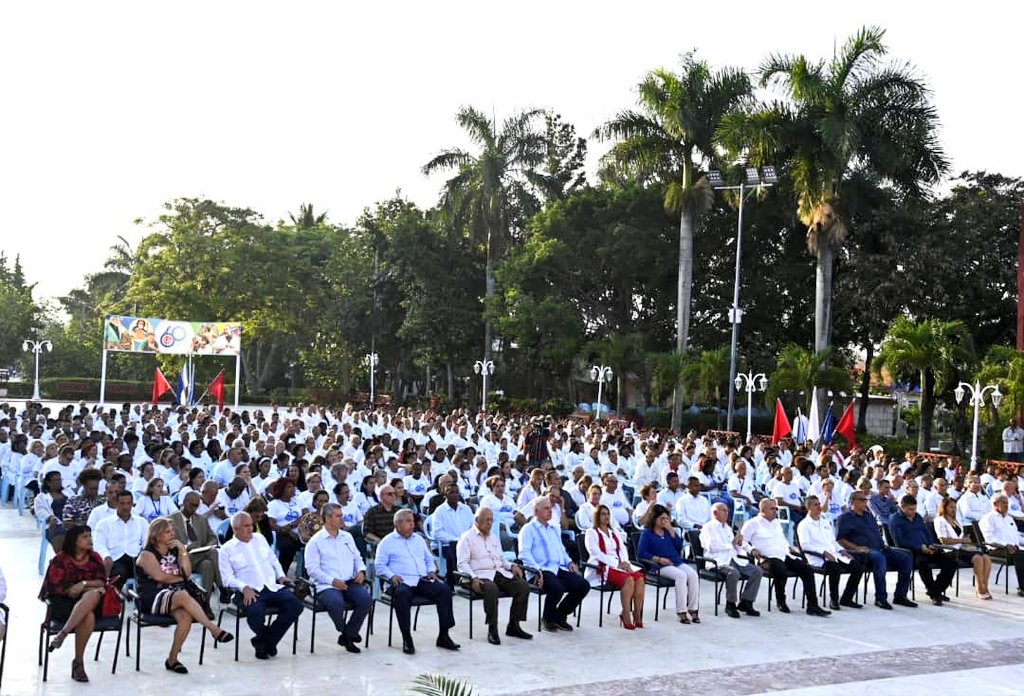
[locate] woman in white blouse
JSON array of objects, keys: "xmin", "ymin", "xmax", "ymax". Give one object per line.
[
  {"xmin": 584, "ymin": 504, "xmax": 645, "ymax": 629},
  {"xmin": 478, "ymin": 476, "xmax": 522, "ymax": 531},
  {"xmin": 933, "ymin": 497, "xmax": 992, "ymax": 599},
  {"xmin": 134, "ymin": 478, "xmax": 177, "ymax": 522}
]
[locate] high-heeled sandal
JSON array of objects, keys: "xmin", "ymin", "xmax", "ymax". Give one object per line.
[
  {"xmin": 48, "ymin": 631, "xmax": 68, "ymax": 653},
  {"xmin": 71, "ymin": 659, "xmax": 89, "ymax": 682},
  {"xmin": 214, "ymin": 629, "xmax": 235, "ymax": 644},
  {"xmin": 165, "ymin": 659, "xmax": 189, "ymax": 674},
  {"xmin": 618, "ymin": 612, "xmax": 635, "ymax": 630},
  {"xmin": 633, "ymin": 610, "xmax": 644, "ymax": 629},
  {"xmin": 689, "ymin": 612, "xmax": 701, "ymax": 624},
  {"xmin": 677, "ymin": 612, "xmax": 691, "ymax": 624}
]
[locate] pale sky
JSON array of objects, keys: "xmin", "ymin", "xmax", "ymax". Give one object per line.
[{"xmin": 2, "ymin": 1, "xmax": 1021, "ymax": 306}]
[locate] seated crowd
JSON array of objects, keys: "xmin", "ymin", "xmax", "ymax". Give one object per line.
[{"xmin": 2, "ymin": 399, "xmax": 1024, "ymax": 684}]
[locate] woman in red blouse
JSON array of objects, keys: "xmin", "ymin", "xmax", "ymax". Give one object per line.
[{"xmin": 39, "ymin": 525, "xmax": 110, "ymax": 683}]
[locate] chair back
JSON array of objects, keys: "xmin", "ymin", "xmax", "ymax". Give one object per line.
[{"xmin": 685, "ymin": 529, "xmax": 707, "ymax": 569}]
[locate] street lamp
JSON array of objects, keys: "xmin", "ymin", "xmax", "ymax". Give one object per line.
[
  {"xmin": 364, "ymin": 352, "xmax": 379, "ymax": 407},
  {"xmin": 473, "ymin": 359, "xmax": 495, "ymax": 411},
  {"xmin": 734, "ymin": 371, "xmax": 768, "ymax": 441},
  {"xmin": 707, "ymin": 165, "xmax": 778, "ymax": 431},
  {"xmin": 954, "ymin": 380, "xmax": 1003, "ymax": 470},
  {"xmin": 590, "ymin": 365, "xmax": 613, "ymax": 422},
  {"xmin": 22, "ymin": 339, "xmax": 52, "ymax": 401}
]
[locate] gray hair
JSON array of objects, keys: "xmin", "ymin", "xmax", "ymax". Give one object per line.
[
  {"xmin": 321, "ymin": 502, "xmax": 342, "ymax": 520},
  {"xmin": 393, "ymin": 508, "xmax": 414, "ymax": 525},
  {"xmin": 992, "ymin": 493, "xmax": 1009, "ymax": 506},
  {"xmin": 710, "ymin": 502, "xmax": 729, "ymax": 515},
  {"xmin": 758, "ymin": 498, "xmax": 775, "ymax": 512},
  {"xmin": 230, "ymin": 511, "xmax": 251, "ymax": 530},
  {"xmin": 475, "ymin": 506, "xmax": 494, "ymax": 522}
]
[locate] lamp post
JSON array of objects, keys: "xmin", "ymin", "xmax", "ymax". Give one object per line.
[
  {"xmin": 22, "ymin": 339, "xmax": 52, "ymax": 401},
  {"xmin": 364, "ymin": 352, "xmax": 379, "ymax": 407},
  {"xmin": 473, "ymin": 359, "xmax": 495, "ymax": 411},
  {"xmin": 734, "ymin": 371, "xmax": 768, "ymax": 441},
  {"xmin": 590, "ymin": 365, "xmax": 613, "ymax": 422},
  {"xmin": 708, "ymin": 166, "xmax": 778, "ymax": 432},
  {"xmin": 954, "ymin": 380, "xmax": 1003, "ymax": 470}
]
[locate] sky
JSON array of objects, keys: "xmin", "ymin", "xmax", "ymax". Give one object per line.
[{"xmin": 1, "ymin": 1, "xmax": 1021, "ymax": 307}]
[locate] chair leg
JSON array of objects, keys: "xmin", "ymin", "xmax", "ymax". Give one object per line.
[
  {"xmin": 199, "ymin": 626, "xmax": 207, "ymax": 665},
  {"xmin": 387, "ymin": 604, "xmax": 394, "ymax": 647},
  {"xmin": 234, "ymin": 613, "xmax": 240, "ymax": 662},
  {"xmin": 653, "ymin": 586, "xmax": 660, "ymax": 621},
  {"xmin": 364, "ymin": 604, "xmax": 373, "ymax": 648},
  {"xmin": 135, "ymin": 621, "xmax": 141, "ymax": 672},
  {"xmin": 292, "ymin": 619, "xmax": 298, "ymax": 655},
  {"xmin": 310, "ymin": 607, "xmax": 317, "ymax": 654},
  {"xmin": 43, "ymin": 629, "xmax": 50, "ymax": 682},
  {"xmin": 112, "ymin": 626, "xmax": 122, "ymax": 675},
  {"xmin": 413, "ymin": 605, "xmax": 421, "ymax": 631},
  {"xmin": 94, "ymin": 631, "xmax": 103, "ymax": 661},
  {"xmin": 125, "ymin": 617, "xmax": 131, "ymax": 657},
  {"xmin": 468, "ymin": 597, "xmax": 473, "ymax": 640}
]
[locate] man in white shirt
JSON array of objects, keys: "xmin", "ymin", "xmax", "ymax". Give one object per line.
[
  {"xmin": 922, "ymin": 477, "xmax": 949, "ymax": 519},
  {"xmin": 979, "ymin": 494, "xmax": 1024, "ymax": 596},
  {"xmin": 657, "ymin": 472, "xmax": 685, "ymax": 510},
  {"xmin": 675, "ymin": 477, "xmax": 711, "ymax": 530},
  {"xmin": 456, "ymin": 507, "xmax": 532, "ymax": 644},
  {"xmin": 219, "ymin": 512, "xmax": 304, "ymax": 659},
  {"xmin": 1003, "ymin": 420, "xmax": 1024, "ymax": 462},
  {"xmin": 698, "ymin": 503, "xmax": 762, "ymax": 618},
  {"xmin": 742, "ymin": 499, "xmax": 830, "ymax": 617},
  {"xmin": 92, "ymin": 490, "xmax": 148, "ymax": 587},
  {"xmin": 431, "ymin": 485, "xmax": 476, "ymax": 587},
  {"xmin": 956, "ymin": 476, "xmax": 990, "ymax": 525},
  {"xmin": 797, "ymin": 496, "xmax": 864, "ymax": 610},
  {"xmin": 304, "ymin": 503, "xmax": 371, "ymax": 653},
  {"xmin": 728, "ymin": 460, "xmax": 758, "ymax": 519}
]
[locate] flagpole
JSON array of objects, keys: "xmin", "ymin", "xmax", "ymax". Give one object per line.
[
  {"xmin": 234, "ymin": 354, "xmax": 241, "ymax": 410},
  {"xmin": 99, "ymin": 348, "xmax": 108, "ymax": 407}
]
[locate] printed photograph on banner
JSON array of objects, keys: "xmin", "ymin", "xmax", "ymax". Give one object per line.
[{"xmin": 104, "ymin": 315, "xmax": 242, "ymax": 355}]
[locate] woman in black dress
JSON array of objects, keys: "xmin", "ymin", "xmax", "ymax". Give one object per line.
[{"xmin": 135, "ymin": 517, "xmax": 233, "ymax": 674}]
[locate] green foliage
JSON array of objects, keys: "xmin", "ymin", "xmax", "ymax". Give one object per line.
[
  {"xmin": 768, "ymin": 345, "xmax": 853, "ymax": 411},
  {"xmin": 0, "ymin": 253, "xmax": 44, "ymax": 369},
  {"xmin": 407, "ymin": 673, "xmax": 475, "ymax": 696},
  {"xmin": 680, "ymin": 347, "xmax": 731, "ymax": 407}
]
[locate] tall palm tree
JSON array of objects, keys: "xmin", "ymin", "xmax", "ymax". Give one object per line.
[
  {"xmin": 423, "ymin": 106, "xmax": 549, "ymax": 363},
  {"xmin": 718, "ymin": 26, "xmax": 948, "ymax": 357},
  {"xmin": 595, "ymin": 52, "xmax": 751, "ymax": 433},
  {"xmin": 289, "ymin": 203, "xmax": 328, "ymax": 229},
  {"xmin": 768, "ymin": 344, "xmax": 853, "ymax": 412},
  {"xmin": 680, "ymin": 346, "xmax": 731, "ymax": 408},
  {"xmin": 873, "ymin": 317, "xmax": 974, "ymax": 452}
]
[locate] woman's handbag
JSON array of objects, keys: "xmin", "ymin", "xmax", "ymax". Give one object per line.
[{"xmin": 100, "ymin": 585, "xmax": 123, "ymax": 618}]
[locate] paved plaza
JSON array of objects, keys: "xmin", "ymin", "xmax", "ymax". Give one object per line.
[{"xmin": 2, "ymin": 506, "xmax": 1024, "ymax": 695}]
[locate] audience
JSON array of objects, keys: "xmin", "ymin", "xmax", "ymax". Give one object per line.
[
  {"xmin": 585, "ymin": 504, "xmax": 644, "ymax": 629},
  {"xmin": 168, "ymin": 491, "xmax": 221, "ymax": 595},
  {"xmin": 979, "ymin": 493, "xmax": 1024, "ymax": 597},
  {"xmin": 637, "ymin": 504, "xmax": 701, "ymax": 624},
  {"xmin": 797, "ymin": 495, "xmax": 864, "ymax": 610},
  {"xmin": 933, "ymin": 496, "xmax": 992, "ymax": 599},
  {"xmin": 519, "ymin": 498, "xmax": 590, "ymax": 632},
  {"xmin": 92, "ymin": 490, "xmax": 147, "ymax": 588},
  {"xmin": 837, "ymin": 491, "xmax": 915, "ymax": 610},
  {"xmin": 889, "ymin": 495, "xmax": 959, "ymax": 606}
]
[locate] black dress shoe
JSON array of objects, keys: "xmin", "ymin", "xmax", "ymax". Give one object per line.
[
  {"xmin": 505, "ymin": 624, "xmax": 533, "ymax": 640},
  {"xmin": 337, "ymin": 634, "xmax": 362, "ymax": 653},
  {"xmin": 940, "ymin": 594, "xmax": 950, "ymax": 602},
  {"xmin": 554, "ymin": 618, "xmax": 574, "ymax": 631},
  {"xmin": 543, "ymin": 620, "xmax": 561, "ymax": 632},
  {"xmin": 874, "ymin": 599, "xmax": 893, "ymax": 610},
  {"xmin": 807, "ymin": 606, "xmax": 831, "ymax": 617},
  {"xmin": 402, "ymin": 637, "xmax": 416, "ymax": 655},
  {"xmin": 777, "ymin": 602, "xmax": 791, "ymax": 613},
  {"xmin": 893, "ymin": 597, "xmax": 918, "ymax": 608},
  {"xmin": 725, "ymin": 603, "xmax": 741, "ymax": 619},
  {"xmin": 840, "ymin": 599, "xmax": 863, "ymax": 609},
  {"xmin": 487, "ymin": 625, "xmax": 501, "ymax": 645},
  {"xmin": 929, "ymin": 594, "xmax": 944, "ymax": 606},
  {"xmin": 738, "ymin": 600, "xmax": 760, "ymax": 617},
  {"xmin": 436, "ymin": 635, "xmax": 461, "ymax": 651},
  {"xmin": 829, "ymin": 599, "xmax": 841, "ymax": 611},
  {"xmin": 251, "ymin": 637, "xmax": 270, "ymax": 660}
]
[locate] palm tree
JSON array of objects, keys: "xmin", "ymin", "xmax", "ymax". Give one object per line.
[
  {"xmin": 289, "ymin": 203, "xmax": 328, "ymax": 229},
  {"xmin": 680, "ymin": 346, "xmax": 731, "ymax": 408},
  {"xmin": 718, "ymin": 26, "xmax": 948, "ymax": 358},
  {"xmin": 408, "ymin": 674, "xmax": 475, "ymax": 696},
  {"xmin": 768, "ymin": 344, "xmax": 853, "ymax": 412},
  {"xmin": 976, "ymin": 345, "xmax": 1024, "ymax": 422},
  {"xmin": 423, "ymin": 106, "xmax": 549, "ymax": 364},
  {"xmin": 873, "ymin": 317, "xmax": 974, "ymax": 452},
  {"xmin": 88, "ymin": 235, "xmax": 139, "ymax": 313},
  {"xmin": 595, "ymin": 52, "xmax": 751, "ymax": 433}
]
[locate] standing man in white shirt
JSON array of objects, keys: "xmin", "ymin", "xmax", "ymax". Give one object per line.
[
  {"xmin": 218, "ymin": 512, "xmax": 304, "ymax": 659},
  {"xmin": 92, "ymin": 490, "xmax": 148, "ymax": 587},
  {"xmin": 797, "ymin": 496, "xmax": 864, "ymax": 610},
  {"xmin": 456, "ymin": 507, "xmax": 533, "ymax": 644},
  {"xmin": 1003, "ymin": 419, "xmax": 1024, "ymax": 462},
  {"xmin": 304, "ymin": 503, "xmax": 371, "ymax": 653},
  {"xmin": 698, "ymin": 503, "xmax": 762, "ymax": 618}
]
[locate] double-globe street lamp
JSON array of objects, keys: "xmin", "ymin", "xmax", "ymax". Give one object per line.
[
  {"xmin": 591, "ymin": 365, "xmax": 613, "ymax": 422},
  {"xmin": 954, "ymin": 380, "xmax": 1003, "ymax": 470},
  {"xmin": 474, "ymin": 359, "xmax": 495, "ymax": 411},
  {"xmin": 364, "ymin": 352, "xmax": 379, "ymax": 407},
  {"xmin": 708, "ymin": 166, "xmax": 778, "ymax": 432},
  {"xmin": 735, "ymin": 371, "xmax": 768, "ymax": 441},
  {"xmin": 23, "ymin": 339, "xmax": 52, "ymax": 401}
]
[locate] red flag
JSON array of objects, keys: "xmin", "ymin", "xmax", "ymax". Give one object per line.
[
  {"xmin": 208, "ymin": 370, "xmax": 226, "ymax": 408},
  {"xmin": 152, "ymin": 368, "xmax": 173, "ymax": 403},
  {"xmin": 835, "ymin": 401, "xmax": 857, "ymax": 448},
  {"xmin": 771, "ymin": 398, "xmax": 791, "ymax": 444}
]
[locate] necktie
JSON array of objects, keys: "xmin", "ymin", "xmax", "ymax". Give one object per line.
[{"xmin": 185, "ymin": 517, "xmax": 198, "ymax": 543}]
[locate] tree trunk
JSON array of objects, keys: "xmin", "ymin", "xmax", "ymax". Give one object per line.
[
  {"xmin": 671, "ymin": 204, "xmax": 695, "ymax": 434},
  {"xmin": 446, "ymin": 361, "xmax": 454, "ymax": 400},
  {"xmin": 857, "ymin": 340, "xmax": 874, "ymax": 434},
  {"xmin": 919, "ymin": 368, "xmax": 936, "ymax": 452},
  {"xmin": 484, "ymin": 227, "xmax": 494, "ymax": 364}
]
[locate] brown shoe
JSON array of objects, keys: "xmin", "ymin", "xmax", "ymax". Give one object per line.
[{"xmin": 72, "ymin": 659, "xmax": 89, "ymax": 682}]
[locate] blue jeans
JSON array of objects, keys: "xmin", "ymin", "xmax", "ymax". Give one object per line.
[
  {"xmin": 317, "ymin": 583, "xmax": 372, "ymax": 639},
  {"xmin": 859, "ymin": 548, "xmax": 912, "ymax": 602}
]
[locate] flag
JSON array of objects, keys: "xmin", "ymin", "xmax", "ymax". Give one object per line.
[
  {"xmin": 771, "ymin": 398, "xmax": 792, "ymax": 444},
  {"xmin": 834, "ymin": 401, "xmax": 858, "ymax": 448},
  {"xmin": 807, "ymin": 395, "xmax": 821, "ymax": 444},
  {"xmin": 821, "ymin": 402, "xmax": 836, "ymax": 445},
  {"xmin": 152, "ymin": 368, "xmax": 173, "ymax": 403},
  {"xmin": 175, "ymin": 366, "xmax": 188, "ymax": 406},
  {"xmin": 794, "ymin": 408, "xmax": 808, "ymax": 443},
  {"xmin": 208, "ymin": 369, "xmax": 226, "ymax": 408}
]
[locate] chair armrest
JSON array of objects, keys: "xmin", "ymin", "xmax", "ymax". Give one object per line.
[
  {"xmin": 124, "ymin": 586, "xmax": 140, "ymax": 602},
  {"xmin": 691, "ymin": 554, "xmax": 720, "ymax": 569},
  {"xmin": 801, "ymin": 549, "xmax": 827, "ymax": 559}
]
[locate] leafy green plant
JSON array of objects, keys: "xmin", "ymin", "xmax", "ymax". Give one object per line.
[{"xmin": 408, "ymin": 673, "xmax": 476, "ymax": 696}]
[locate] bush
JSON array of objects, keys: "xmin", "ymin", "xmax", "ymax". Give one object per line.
[{"xmin": 540, "ymin": 397, "xmax": 575, "ymax": 418}]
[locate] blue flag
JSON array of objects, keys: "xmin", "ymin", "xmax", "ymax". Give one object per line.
[
  {"xmin": 175, "ymin": 369, "xmax": 188, "ymax": 406},
  {"xmin": 821, "ymin": 402, "xmax": 836, "ymax": 445}
]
